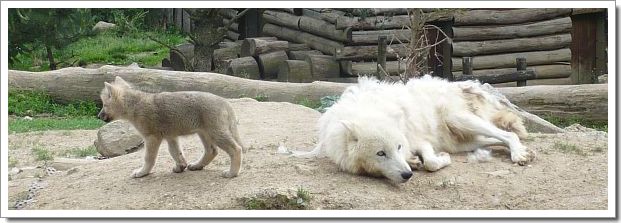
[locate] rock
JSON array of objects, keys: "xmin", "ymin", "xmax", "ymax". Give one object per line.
[
  {"xmin": 294, "ymin": 164, "xmax": 314, "ymax": 175},
  {"xmin": 127, "ymin": 63, "xmax": 141, "ymax": 68},
  {"xmin": 50, "ymin": 158, "xmax": 96, "ymax": 171},
  {"xmin": 92, "ymin": 21, "xmax": 116, "ymax": 33},
  {"xmin": 598, "ymin": 74, "xmax": 607, "ymax": 84},
  {"xmin": 94, "ymin": 120, "xmax": 144, "ymax": 158},
  {"xmin": 564, "ymin": 123, "xmax": 595, "ymax": 132},
  {"xmin": 23, "ymin": 116, "xmax": 33, "ymax": 121}
]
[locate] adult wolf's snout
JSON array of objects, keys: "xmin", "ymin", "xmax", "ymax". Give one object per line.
[
  {"xmin": 400, "ymin": 171, "xmax": 413, "ymax": 180},
  {"xmin": 97, "ymin": 109, "xmax": 111, "ymax": 122}
]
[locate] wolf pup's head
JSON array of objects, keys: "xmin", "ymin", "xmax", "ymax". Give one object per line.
[
  {"xmin": 98, "ymin": 76, "xmax": 131, "ymax": 122},
  {"xmin": 341, "ymin": 120, "xmax": 413, "ymax": 183}
]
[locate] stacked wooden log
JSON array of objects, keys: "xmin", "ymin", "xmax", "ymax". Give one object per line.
[
  {"xmin": 451, "ymin": 9, "xmax": 574, "ymax": 85},
  {"xmin": 220, "ymin": 9, "xmax": 242, "ymax": 41}
]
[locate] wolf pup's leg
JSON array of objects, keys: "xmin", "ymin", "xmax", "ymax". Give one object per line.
[
  {"xmin": 132, "ymin": 136, "xmax": 162, "ymax": 178},
  {"xmin": 188, "ymin": 133, "xmax": 218, "ymax": 171},
  {"xmin": 448, "ymin": 113, "xmax": 535, "ymax": 165},
  {"xmin": 213, "ymin": 131, "xmax": 243, "ymax": 178},
  {"xmin": 166, "ymin": 137, "xmax": 188, "ymax": 173}
]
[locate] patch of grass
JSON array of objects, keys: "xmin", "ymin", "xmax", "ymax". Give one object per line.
[
  {"xmin": 296, "ymin": 97, "xmax": 321, "ymax": 110},
  {"xmin": 63, "ymin": 145, "xmax": 99, "ymax": 158},
  {"xmin": 317, "ymin": 95, "xmax": 340, "ymax": 113},
  {"xmin": 10, "ymin": 30, "xmax": 187, "ymax": 71},
  {"xmin": 242, "ymin": 187, "xmax": 312, "ymax": 210},
  {"xmin": 542, "ymin": 115, "xmax": 607, "ymax": 132},
  {"xmin": 553, "ymin": 142, "xmax": 587, "ymax": 156},
  {"xmin": 253, "ymin": 94, "xmax": 269, "ymax": 102},
  {"xmin": 9, "ymin": 117, "xmax": 104, "ymax": 133},
  {"xmin": 8, "ymin": 157, "xmax": 18, "ymax": 168},
  {"xmin": 9, "ymin": 90, "xmax": 100, "ymax": 117},
  {"xmin": 32, "ymin": 146, "xmax": 54, "ymax": 161}
]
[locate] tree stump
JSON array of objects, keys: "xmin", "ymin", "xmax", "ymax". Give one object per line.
[
  {"xmin": 257, "ymin": 50, "xmax": 289, "ymax": 79},
  {"xmin": 278, "ymin": 60, "xmax": 313, "ymax": 83},
  {"xmin": 226, "ymin": 57, "xmax": 260, "ymax": 79}
]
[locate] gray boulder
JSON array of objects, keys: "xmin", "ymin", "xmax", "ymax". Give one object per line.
[
  {"xmin": 92, "ymin": 21, "xmax": 116, "ymax": 33},
  {"xmin": 94, "ymin": 120, "xmax": 143, "ymax": 158}
]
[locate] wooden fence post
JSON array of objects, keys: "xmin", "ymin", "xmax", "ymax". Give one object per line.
[
  {"xmin": 516, "ymin": 57, "xmax": 527, "ymax": 86},
  {"xmin": 377, "ymin": 35, "xmax": 387, "ymax": 79},
  {"xmin": 462, "ymin": 57, "xmax": 473, "ymax": 76}
]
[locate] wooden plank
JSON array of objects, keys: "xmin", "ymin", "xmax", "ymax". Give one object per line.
[
  {"xmin": 452, "ymin": 17, "xmax": 572, "ymax": 41},
  {"xmin": 570, "ymin": 13, "xmax": 598, "ymax": 84},
  {"xmin": 453, "ymin": 33, "xmax": 572, "ymax": 57},
  {"xmin": 454, "ymin": 8, "xmax": 572, "ymax": 25},
  {"xmin": 452, "ymin": 48, "xmax": 571, "ymax": 71}
]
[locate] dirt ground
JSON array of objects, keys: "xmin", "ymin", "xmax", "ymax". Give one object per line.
[{"xmin": 7, "ymin": 99, "xmax": 609, "ymax": 210}]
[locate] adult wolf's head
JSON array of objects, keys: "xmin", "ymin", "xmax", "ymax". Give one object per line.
[
  {"xmin": 340, "ymin": 120, "xmax": 413, "ymax": 183},
  {"xmin": 98, "ymin": 76, "xmax": 132, "ymax": 122}
]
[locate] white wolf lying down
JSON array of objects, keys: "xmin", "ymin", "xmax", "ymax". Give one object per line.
[{"xmin": 294, "ymin": 75, "xmax": 534, "ymax": 183}]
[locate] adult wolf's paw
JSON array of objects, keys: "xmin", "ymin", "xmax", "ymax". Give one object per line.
[
  {"xmin": 187, "ymin": 163, "xmax": 205, "ymax": 171},
  {"xmin": 221, "ymin": 170, "xmax": 238, "ymax": 178},
  {"xmin": 131, "ymin": 169, "xmax": 149, "ymax": 178},
  {"xmin": 511, "ymin": 146, "xmax": 536, "ymax": 166}
]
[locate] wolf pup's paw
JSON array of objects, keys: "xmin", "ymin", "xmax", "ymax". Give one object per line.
[
  {"xmin": 221, "ymin": 170, "xmax": 238, "ymax": 178},
  {"xmin": 511, "ymin": 146, "xmax": 535, "ymax": 166},
  {"xmin": 131, "ymin": 169, "xmax": 150, "ymax": 178},
  {"xmin": 172, "ymin": 163, "xmax": 187, "ymax": 173},
  {"xmin": 187, "ymin": 163, "xmax": 205, "ymax": 171}
]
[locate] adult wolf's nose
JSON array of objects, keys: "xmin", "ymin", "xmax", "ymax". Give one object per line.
[{"xmin": 401, "ymin": 171, "xmax": 413, "ymax": 180}]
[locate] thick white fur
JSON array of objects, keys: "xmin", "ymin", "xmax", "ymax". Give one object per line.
[{"xmin": 294, "ymin": 75, "xmax": 534, "ymax": 183}]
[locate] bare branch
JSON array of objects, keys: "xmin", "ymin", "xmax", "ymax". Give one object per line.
[{"xmin": 224, "ymin": 8, "xmax": 251, "ymax": 30}]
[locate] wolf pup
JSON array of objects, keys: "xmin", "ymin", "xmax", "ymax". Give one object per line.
[{"xmin": 98, "ymin": 76, "xmax": 243, "ymax": 178}]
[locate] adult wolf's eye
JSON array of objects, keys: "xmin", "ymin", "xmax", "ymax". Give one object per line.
[
  {"xmin": 377, "ymin": 151, "xmax": 386, "ymax": 156},
  {"xmin": 397, "ymin": 145, "xmax": 402, "ymax": 150}
]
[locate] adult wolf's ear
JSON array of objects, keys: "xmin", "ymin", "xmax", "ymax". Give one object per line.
[
  {"xmin": 114, "ymin": 76, "xmax": 131, "ymax": 88},
  {"xmin": 340, "ymin": 120, "xmax": 359, "ymax": 142}
]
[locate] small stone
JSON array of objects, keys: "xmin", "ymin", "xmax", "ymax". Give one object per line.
[{"xmin": 23, "ymin": 116, "xmax": 33, "ymax": 121}]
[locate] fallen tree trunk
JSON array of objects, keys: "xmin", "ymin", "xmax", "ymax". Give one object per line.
[
  {"xmin": 8, "ymin": 66, "xmax": 607, "ymax": 122},
  {"xmin": 452, "ymin": 48, "xmax": 571, "ymax": 71},
  {"xmin": 278, "ymin": 60, "xmax": 313, "ymax": 83},
  {"xmin": 240, "ymin": 38, "xmax": 289, "ymax": 57},
  {"xmin": 453, "ymin": 34, "xmax": 572, "ymax": 57},
  {"xmin": 257, "ymin": 50, "xmax": 289, "ymax": 79},
  {"xmin": 452, "ymin": 17, "xmax": 572, "ymax": 41},
  {"xmin": 454, "ymin": 8, "xmax": 572, "ymax": 25},
  {"xmin": 225, "ymin": 57, "xmax": 260, "ymax": 80}
]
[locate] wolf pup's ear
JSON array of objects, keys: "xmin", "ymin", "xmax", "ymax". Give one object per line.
[
  {"xmin": 114, "ymin": 76, "xmax": 131, "ymax": 88},
  {"xmin": 104, "ymin": 82, "xmax": 115, "ymax": 98},
  {"xmin": 340, "ymin": 120, "xmax": 359, "ymax": 142}
]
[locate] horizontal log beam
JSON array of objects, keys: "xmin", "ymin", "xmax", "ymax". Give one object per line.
[
  {"xmin": 454, "ymin": 8, "xmax": 572, "ymax": 25},
  {"xmin": 452, "ymin": 17, "xmax": 572, "ymax": 41},
  {"xmin": 452, "ymin": 48, "xmax": 571, "ymax": 71},
  {"xmin": 453, "ymin": 33, "xmax": 572, "ymax": 57}
]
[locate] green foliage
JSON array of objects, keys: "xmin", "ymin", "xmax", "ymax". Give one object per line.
[
  {"xmin": 32, "ymin": 146, "xmax": 54, "ymax": 161},
  {"xmin": 542, "ymin": 115, "xmax": 608, "ymax": 132},
  {"xmin": 553, "ymin": 142, "xmax": 587, "ymax": 156},
  {"xmin": 253, "ymin": 94, "xmax": 269, "ymax": 102},
  {"xmin": 9, "ymin": 90, "xmax": 99, "ymax": 117},
  {"xmin": 9, "ymin": 9, "xmax": 92, "ymax": 69},
  {"xmin": 242, "ymin": 188, "xmax": 312, "ymax": 210},
  {"xmin": 9, "ymin": 117, "xmax": 104, "ymax": 133},
  {"xmin": 63, "ymin": 145, "xmax": 99, "ymax": 158},
  {"xmin": 317, "ymin": 95, "xmax": 340, "ymax": 113},
  {"xmin": 296, "ymin": 98, "xmax": 322, "ymax": 110}
]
